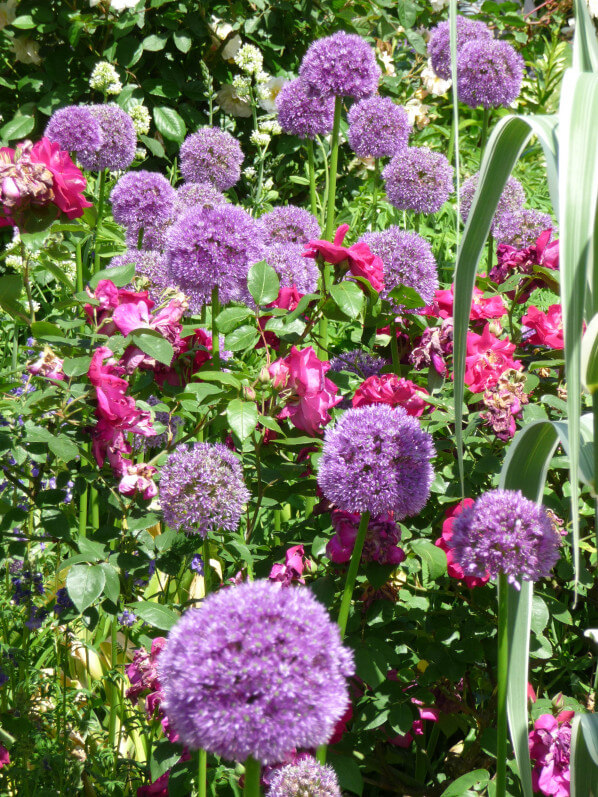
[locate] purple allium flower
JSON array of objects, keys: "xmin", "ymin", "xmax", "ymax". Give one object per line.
[
  {"xmin": 159, "ymin": 580, "xmax": 354, "ymax": 763},
  {"xmin": 448, "ymin": 489, "xmax": 562, "ymax": 588},
  {"xmin": 44, "ymin": 105, "xmax": 104, "ymax": 162},
  {"xmin": 460, "ymin": 173, "xmax": 525, "ymax": 232},
  {"xmin": 110, "ymin": 170, "xmax": 175, "ymax": 230},
  {"xmin": 259, "ymin": 205, "xmax": 320, "ymax": 246},
  {"xmin": 428, "ymin": 16, "xmax": 493, "ymax": 81},
  {"xmin": 457, "ymin": 39, "xmax": 524, "ymax": 109},
  {"xmin": 190, "ymin": 554, "xmax": 204, "ymax": 575},
  {"xmin": 159, "ymin": 442, "xmax": 250, "ymax": 536},
  {"xmin": 299, "ymin": 31, "xmax": 381, "ymax": 100},
  {"xmin": 173, "ymin": 181, "xmax": 228, "ymax": 215},
  {"xmin": 383, "ymin": 147, "xmax": 454, "ymax": 214},
  {"xmin": 108, "ymin": 249, "xmax": 170, "ymax": 302},
  {"xmin": 317, "ymin": 404, "xmax": 435, "ymax": 518},
  {"xmin": 347, "ymin": 96, "xmax": 410, "ymax": 159},
  {"xmin": 492, "ymin": 208, "xmax": 553, "ymax": 248},
  {"xmin": 276, "ymin": 78, "xmax": 335, "ymax": 139},
  {"xmin": 77, "ymin": 104, "xmax": 137, "ymax": 171},
  {"xmin": 131, "ymin": 396, "xmax": 183, "ymax": 452},
  {"xmin": 179, "ymin": 128, "xmax": 244, "ymax": 190},
  {"xmin": 361, "ymin": 226, "xmax": 438, "ymax": 309},
  {"xmin": 263, "ymin": 243, "xmax": 319, "ymax": 294},
  {"xmin": 118, "ymin": 609, "xmax": 137, "ymax": 627},
  {"xmin": 268, "ymin": 757, "xmax": 341, "ymax": 797},
  {"xmin": 329, "ymin": 349, "xmax": 387, "ymax": 378},
  {"xmin": 165, "ymin": 204, "xmax": 263, "ymax": 312}
]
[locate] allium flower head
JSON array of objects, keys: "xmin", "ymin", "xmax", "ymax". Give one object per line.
[
  {"xmin": 173, "ymin": 181, "xmax": 228, "ymax": 215},
  {"xmin": 159, "ymin": 442, "xmax": 250, "ymax": 536},
  {"xmin": 460, "ymin": 173, "xmax": 525, "ymax": 232},
  {"xmin": 276, "ymin": 78, "xmax": 335, "ymax": 139},
  {"xmin": 317, "ymin": 404, "xmax": 435, "ymax": 518},
  {"xmin": 299, "ymin": 31, "xmax": 381, "ymax": 100},
  {"xmin": 361, "ymin": 226, "xmax": 438, "ymax": 309},
  {"xmin": 89, "ymin": 61, "xmax": 122, "ymax": 95},
  {"xmin": 347, "ymin": 96, "xmax": 410, "ymax": 159},
  {"xmin": 264, "ymin": 243, "xmax": 319, "ymax": 294},
  {"xmin": 259, "ymin": 205, "xmax": 320, "ymax": 246},
  {"xmin": 110, "ymin": 170, "xmax": 175, "ymax": 230},
  {"xmin": 179, "ymin": 128, "xmax": 244, "ymax": 190},
  {"xmin": 428, "ymin": 16, "xmax": 493, "ymax": 81},
  {"xmin": 165, "ymin": 203, "xmax": 263, "ymax": 312},
  {"xmin": 492, "ymin": 208, "xmax": 553, "ymax": 248},
  {"xmin": 132, "ymin": 396, "xmax": 183, "ymax": 451},
  {"xmin": 268, "ymin": 757, "xmax": 341, "ymax": 797},
  {"xmin": 383, "ymin": 147, "xmax": 453, "ymax": 214},
  {"xmin": 78, "ymin": 104, "xmax": 137, "ymax": 171},
  {"xmin": 45, "ymin": 106, "xmax": 104, "ymax": 162},
  {"xmin": 159, "ymin": 580, "xmax": 354, "ymax": 763},
  {"xmin": 329, "ymin": 349, "xmax": 387, "ymax": 379},
  {"xmin": 448, "ymin": 489, "xmax": 562, "ymax": 588},
  {"xmin": 457, "ymin": 39, "xmax": 524, "ymax": 109}
]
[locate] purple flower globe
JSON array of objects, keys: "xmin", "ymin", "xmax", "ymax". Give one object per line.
[
  {"xmin": 347, "ymin": 96, "xmax": 410, "ymax": 159},
  {"xmin": 165, "ymin": 203, "xmax": 263, "ymax": 312},
  {"xmin": 329, "ymin": 349, "xmax": 387, "ymax": 379},
  {"xmin": 276, "ymin": 78, "xmax": 335, "ymax": 139},
  {"xmin": 78, "ymin": 104, "xmax": 137, "ymax": 171},
  {"xmin": 383, "ymin": 147, "xmax": 454, "ymax": 214},
  {"xmin": 44, "ymin": 105, "xmax": 104, "ymax": 162},
  {"xmin": 158, "ymin": 442, "xmax": 250, "ymax": 536},
  {"xmin": 448, "ymin": 489, "xmax": 562, "ymax": 588},
  {"xmin": 460, "ymin": 173, "xmax": 525, "ymax": 233},
  {"xmin": 457, "ymin": 39, "xmax": 524, "ymax": 109},
  {"xmin": 110, "ymin": 170, "xmax": 175, "ymax": 229},
  {"xmin": 268, "ymin": 757, "xmax": 341, "ymax": 797},
  {"xmin": 361, "ymin": 227, "xmax": 438, "ymax": 310},
  {"xmin": 108, "ymin": 249, "xmax": 170, "ymax": 301},
  {"xmin": 179, "ymin": 128, "xmax": 244, "ymax": 190},
  {"xmin": 428, "ymin": 16, "xmax": 493, "ymax": 81},
  {"xmin": 492, "ymin": 208, "xmax": 553, "ymax": 248},
  {"xmin": 259, "ymin": 205, "xmax": 320, "ymax": 246},
  {"xmin": 158, "ymin": 580, "xmax": 355, "ymax": 763},
  {"xmin": 263, "ymin": 243, "xmax": 319, "ymax": 294},
  {"xmin": 317, "ymin": 404, "xmax": 435, "ymax": 518},
  {"xmin": 173, "ymin": 181, "xmax": 228, "ymax": 214},
  {"xmin": 299, "ymin": 31, "xmax": 381, "ymax": 100}
]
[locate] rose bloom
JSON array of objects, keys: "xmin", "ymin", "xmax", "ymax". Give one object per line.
[
  {"xmin": 435, "ymin": 499, "xmax": 490, "ymax": 588},
  {"xmin": 431, "ymin": 285, "xmax": 505, "ymax": 322},
  {"xmin": 304, "ymin": 224, "xmax": 384, "ymax": 293},
  {"xmin": 464, "ymin": 323, "xmax": 521, "ymax": 393},
  {"xmin": 521, "ymin": 304, "xmax": 563, "ymax": 349},
  {"xmin": 352, "ymin": 374, "xmax": 429, "ymax": 417},
  {"xmin": 529, "ymin": 711, "xmax": 573, "ymax": 797}
]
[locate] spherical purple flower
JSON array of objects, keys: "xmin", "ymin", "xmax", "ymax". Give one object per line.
[
  {"xmin": 448, "ymin": 489, "xmax": 562, "ymax": 588},
  {"xmin": 299, "ymin": 32, "xmax": 381, "ymax": 100},
  {"xmin": 330, "ymin": 349, "xmax": 387, "ymax": 379},
  {"xmin": 77, "ymin": 104, "xmax": 137, "ymax": 171},
  {"xmin": 259, "ymin": 205, "xmax": 320, "ymax": 246},
  {"xmin": 165, "ymin": 204, "xmax": 263, "ymax": 312},
  {"xmin": 457, "ymin": 39, "xmax": 524, "ymax": 109},
  {"xmin": 125, "ymin": 221, "xmax": 169, "ymax": 251},
  {"xmin": 179, "ymin": 128, "xmax": 244, "ymax": 190},
  {"xmin": 276, "ymin": 78, "xmax": 335, "ymax": 139},
  {"xmin": 132, "ymin": 396, "xmax": 183, "ymax": 452},
  {"xmin": 361, "ymin": 226, "xmax": 438, "ymax": 309},
  {"xmin": 110, "ymin": 170, "xmax": 175, "ymax": 231},
  {"xmin": 159, "ymin": 580, "xmax": 354, "ymax": 763},
  {"xmin": 264, "ymin": 243, "xmax": 319, "ymax": 294},
  {"xmin": 317, "ymin": 404, "xmax": 435, "ymax": 518},
  {"xmin": 428, "ymin": 16, "xmax": 493, "ymax": 81},
  {"xmin": 492, "ymin": 208, "xmax": 554, "ymax": 248},
  {"xmin": 108, "ymin": 249, "xmax": 170, "ymax": 301},
  {"xmin": 159, "ymin": 442, "xmax": 250, "ymax": 536},
  {"xmin": 383, "ymin": 147, "xmax": 454, "ymax": 214},
  {"xmin": 268, "ymin": 757, "xmax": 341, "ymax": 797},
  {"xmin": 347, "ymin": 96, "xmax": 410, "ymax": 159},
  {"xmin": 173, "ymin": 181, "xmax": 228, "ymax": 215},
  {"xmin": 460, "ymin": 173, "xmax": 525, "ymax": 233},
  {"xmin": 44, "ymin": 105, "xmax": 104, "ymax": 162}
]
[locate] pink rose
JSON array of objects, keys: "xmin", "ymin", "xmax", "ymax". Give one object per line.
[
  {"xmin": 29, "ymin": 137, "xmax": 92, "ymax": 219},
  {"xmin": 429, "ymin": 285, "xmax": 505, "ymax": 322},
  {"xmin": 0, "ymin": 745, "xmax": 9, "ymax": 769},
  {"xmin": 352, "ymin": 374, "xmax": 429, "ymax": 417},
  {"xmin": 27, "ymin": 347, "xmax": 65, "ymax": 381},
  {"xmin": 304, "ymin": 224, "xmax": 385, "ymax": 292},
  {"xmin": 435, "ymin": 499, "xmax": 490, "ymax": 588},
  {"xmin": 529, "ymin": 713, "xmax": 572, "ymax": 797},
  {"xmin": 521, "ymin": 304, "xmax": 564, "ymax": 349},
  {"xmin": 464, "ymin": 323, "xmax": 521, "ymax": 393},
  {"xmin": 118, "ymin": 462, "xmax": 158, "ymax": 500},
  {"xmin": 269, "ymin": 544, "xmax": 310, "ymax": 586}
]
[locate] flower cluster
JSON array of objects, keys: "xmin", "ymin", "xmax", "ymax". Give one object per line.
[
  {"xmin": 179, "ymin": 128, "xmax": 244, "ymax": 190},
  {"xmin": 435, "ymin": 499, "xmax": 490, "ymax": 588},
  {"xmin": 464, "ymin": 323, "xmax": 521, "ymax": 393},
  {"xmin": 327, "ymin": 510, "xmax": 405, "ymax": 566},
  {"xmin": 491, "ymin": 229, "xmax": 559, "ymax": 300},
  {"xmin": 329, "ymin": 349, "xmax": 387, "ymax": 379},
  {"xmin": 347, "ymin": 96, "xmax": 410, "ymax": 159},
  {"xmin": 410, "ymin": 318, "xmax": 453, "ymax": 377},
  {"xmin": 267, "ymin": 757, "xmax": 341, "ymax": 797},
  {"xmin": 352, "ymin": 374, "xmax": 429, "ymax": 417},
  {"xmin": 382, "ymin": 147, "xmax": 454, "ymax": 214},
  {"xmin": 299, "ymin": 31, "xmax": 380, "ymax": 100},
  {"xmin": 481, "ymin": 368, "xmax": 529, "ymax": 440},
  {"xmin": 522, "ymin": 304, "xmax": 564, "ymax": 349},
  {"xmin": 276, "ymin": 78, "xmax": 335, "ymax": 139},
  {"xmin": 305, "ymin": 224, "xmax": 385, "ymax": 293}
]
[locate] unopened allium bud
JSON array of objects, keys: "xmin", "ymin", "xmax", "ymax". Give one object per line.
[
  {"xmin": 128, "ymin": 104, "xmax": 151, "ymax": 136},
  {"xmin": 89, "ymin": 61, "xmax": 123, "ymax": 95}
]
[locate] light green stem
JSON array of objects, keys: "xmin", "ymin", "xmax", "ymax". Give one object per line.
[
  {"xmin": 94, "ymin": 169, "xmax": 106, "ymax": 273},
  {"xmin": 76, "ymin": 242, "xmax": 83, "ymax": 293},
  {"xmin": 198, "ymin": 749, "xmax": 207, "ymax": 797},
  {"xmin": 108, "ymin": 618, "xmax": 118, "ymax": 750},
  {"xmin": 390, "ymin": 320, "xmax": 400, "ymax": 373},
  {"xmin": 306, "ymin": 139, "xmax": 318, "ymax": 218},
  {"xmin": 480, "ymin": 108, "xmax": 491, "ymax": 162},
  {"xmin": 243, "ymin": 756, "xmax": 261, "ymax": 797},
  {"xmin": 496, "ymin": 573, "xmax": 509, "ymax": 797},
  {"xmin": 211, "ymin": 286, "xmax": 220, "ymax": 371},
  {"xmin": 337, "ymin": 511, "xmax": 370, "ymax": 639},
  {"xmin": 324, "ymin": 96, "xmax": 343, "ymax": 241},
  {"xmin": 90, "ymin": 486, "xmax": 100, "ymax": 531}
]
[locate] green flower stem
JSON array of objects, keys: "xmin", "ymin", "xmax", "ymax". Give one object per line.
[
  {"xmin": 480, "ymin": 108, "xmax": 491, "ymax": 162},
  {"xmin": 198, "ymin": 750, "xmax": 207, "ymax": 797},
  {"xmin": 94, "ymin": 169, "xmax": 107, "ymax": 273},
  {"xmin": 324, "ymin": 96, "xmax": 343, "ymax": 241},
  {"xmin": 487, "ymin": 233, "xmax": 494, "ymax": 275},
  {"xmin": 371, "ymin": 159, "xmax": 380, "ymax": 224},
  {"xmin": 76, "ymin": 241, "xmax": 83, "ymax": 293},
  {"xmin": 337, "ymin": 510, "xmax": 370, "ymax": 639},
  {"xmin": 211, "ymin": 286, "xmax": 220, "ymax": 371},
  {"xmin": 594, "ymin": 392, "xmax": 598, "ymax": 551},
  {"xmin": 390, "ymin": 320, "xmax": 400, "ymax": 373},
  {"xmin": 203, "ymin": 538, "xmax": 211, "ymax": 596},
  {"xmin": 306, "ymin": 139, "xmax": 318, "ymax": 218},
  {"xmin": 78, "ymin": 484, "xmax": 88, "ymax": 538},
  {"xmin": 90, "ymin": 485, "xmax": 100, "ymax": 531},
  {"xmin": 496, "ymin": 573, "xmax": 509, "ymax": 797},
  {"xmin": 243, "ymin": 756, "xmax": 262, "ymax": 797},
  {"xmin": 108, "ymin": 617, "xmax": 118, "ymax": 750}
]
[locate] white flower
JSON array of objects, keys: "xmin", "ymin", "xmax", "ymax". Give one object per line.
[
  {"xmin": 12, "ymin": 36, "xmax": 41, "ymax": 65},
  {"xmin": 215, "ymin": 84, "xmax": 252, "ymax": 118},
  {"xmin": 243, "ymin": 166, "xmax": 256, "ymax": 180},
  {"xmin": 405, "ymin": 97, "xmax": 430, "ymax": 129},
  {"xmin": 222, "ymin": 34, "xmax": 242, "ymax": 61},
  {"xmin": 585, "ymin": 629, "xmax": 598, "ymax": 643},
  {"xmin": 421, "ymin": 59, "xmax": 452, "ymax": 96},
  {"xmin": 128, "ymin": 104, "xmax": 151, "ymax": 136},
  {"xmin": 0, "ymin": 0, "xmax": 17, "ymax": 31},
  {"xmin": 257, "ymin": 76, "xmax": 287, "ymax": 112},
  {"xmin": 232, "ymin": 74, "xmax": 251, "ymax": 98},
  {"xmin": 234, "ymin": 43, "xmax": 263, "ymax": 75},
  {"xmin": 430, "ymin": 0, "xmax": 449, "ymax": 11},
  {"xmin": 588, "ymin": 0, "xmax": 598, "ymax": 18},
  {"xmin": 90, "ymin": 61, "xmax": 122, "ymax": 95},
  {"xmin": 250, "ymin": 130, "xmax": 271, "ymax": 147},
  {"xmin": 110, "ymin": 0, "xmax": 139, "ymax": 9},
  {"xmin": 259, "ymin": 119, "xmax": 282, "ymax": 135},
  {"xmin": 378, "ymin": 50, "xmax": 396, "ymax": 77}
]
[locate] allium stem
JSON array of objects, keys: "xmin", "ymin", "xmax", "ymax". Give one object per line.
[
  {"xmin": 76, "ymin": 241, "xmax": 83, "ymax": 293},
  {"xmin": 198, "ymin": 749, "xmax": 207, "ymax": 797},
  {"xmin": 243, "ymin": 756, "xmax": 262, "ymax": 797},
  {"xmin": 90, "ymin": 485, "xmax": 99, "ymax": 531},
  {"xmin": 306, "ymin": 139, "xmax": 318, "ymax": 218},
  {"xmin": 496, "ymin": 572, "xmax": 509, "ymax": 797},
  {"xmin": 390, "ymin": 320, "xmax": 400, "ymax": 373},
  {"xmin": 94, "ymin": 169, "xmax": 107, "ymax": 273},
  {"xmin": 337, "ymin": 510, "xmax": 370, "ymax": 639},
  {"xmin": 480, "ymin": 108, "xmax": 490, "ymax": 161},
  {"xmin": 324, "ymin": 96, "xmax": 343, "ymax": 241},
  {"xmin": 211, "ymin": 286, "xmax": 220, "ymax": 371}
]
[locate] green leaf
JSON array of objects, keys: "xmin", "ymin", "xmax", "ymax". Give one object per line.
[
  {"xmin": 21, "ymin": 227, "xmax": 52, "ymax": 252},
  {"xmin": 150, "ymin": 740, "xmax": 182, "ymax": 782},
  {"xmin": 581, "ymin": 313, "xmax": 598, "ymax": 392},
  {"xmin": 98, "ymin": 563, "xmax": 120, "ymax": 605},
  {"xmin": 89, "ymin": 261, "xmax": 135, "ymax": 290},
  {"xmin": 573, "ymin": 0, "xmax": 598, "ymax": 73},
  {"xmin": 194, "ymin": 370, "xmax": 241, "ymax": 388},
  {"xmin": 226, "ymin": 399, "xmax": 258, "ymax": 441},
  {"xmin": 47, "ymin": 435, "xmax": 79, "ymax": 463},
  {"xmin": 440, "ymin": 770, "xmax": 491, "ymax": 797},
  {"xmin": 63, "ymin": 356, "xmax": 92, "ymax": 378},
  {"xmin": 387, "ymin": 284, "xmax": 426, "ymax": 309},
  {"xmin": 140, "ymin": 135, "xmax": 164, "ymax": 158},
  {"xmin": 531, "ymin": 595, "xmax": 549, "ymax": 635},
  {"xmin": 131, "ymin": 601, "xmax": 179, "ymax": 630},
  {"xmin": 173, "ymin": 32, "xmax": 192, "ymax": 52},
  {"xmin": 142, "ymin": 33, "xmax": 168, "ymax": 51},
  {"xmin": 409, "ymin": 539, "xmax": 447, "ymax": 580},
  {"xmin": 247, "ymin": 260, "xmax": 280, "ymax": 305},
  {"xmin": 216, "ymin": 306, "xmax": 252, "ymax": 334},
  {"xmin": 0, "ymin": 274, "xmax": 26, "ymax": 320},
  {"xmin": 11, "ymin": 14, "xmax": 35, "ymax": 28},
  {"xmin": 328, "ymin": 753, "xmax": 363, "ymax": 796},
  {"xmin": 0, "ymin": 114, "xmax": 35, "ymax": 142},
  {"xmin": 66, "ymin": 564, "xmax": 106, "ymax": 614},
  {"xmin": 152, "ymin": 106, "xmax": 186, "ymax": 143},
  {"xmin": 130, "ymin": 331, "xmax": 174, "ymax": 366},
  {"xmin": 330, "ymin": 281, "xmax": 364, "ymax": 319},
  {"xmin": 30, "ymin": 320, "xmax": 63, "ymax": 339},
  {"xmin": 570, "ymin": 714, "xmax": 598, "ymax": 796},
  {"xmin": 225, "ymin": 324, "xmax": 260, "ymax": 351}
]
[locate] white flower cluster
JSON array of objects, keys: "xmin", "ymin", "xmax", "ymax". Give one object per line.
[
  {"xmin": 89, "ymin": 0, "xmax": 140, "ymax": 11},
  {"xmin": 250, "ymin": 130, "xmax": 271, "ymax": 147},
  {"xmin": 89, "ymin": 61, "xmax": 122, "ymax": 95},
  {"xmin": 259, "ymin": 119, "xmax": 282, "ymax": 135},
  {"xmin": 234, "ymin": 43, "xmax": 264, "ymax": 76},
  {"xmin": 232, "ymin": 74, "xmax": 251, "ymax": 98},
  {"xmin": 128, "ymin": 104, "xmax": 151, "ymax": 136},
  {"xmin": 421, "ymin": 59, "xmax": 451, "ymax": 96}
]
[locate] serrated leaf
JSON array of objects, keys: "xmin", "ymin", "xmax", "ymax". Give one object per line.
[
  {"xmin": 130, "ymin": 331, "xmax": 174, "ymax": 366},
  {"xmin": 66, "ymin": 564, "xmax": 106, "ymax": 613},
  {"xmin": 225, "ymin": 324, "xmax": 260, "ymax": 351},
  {"xmin": 226, "ymin": 399, "xmax": 258, "ymax": 441},
  {"xmin": 216, "ymin": 306, "xmax": 252, "ymax": 334},
  {"xmin": 194, "ymin": 370, "xmax": 241, "ymax": 388},
  {"xmin": 0, "ymin": 114, "xmax": 35, "ymax": 142},
  {"xmin": 248, "ymin": 260, "xmax": 280, "ymax": 305},
  {"xmin": 89, "ymin": 261, "xmax": 135, "ymax": 290},
  {"xmin": 131, "ymin": 601, "xmax": 179, "ymax": 630},
  {"xmin": 409, "ymin": 539, "xmax": 447, "ymax": 580},
  {"xmin": 330, "ymin": 281, "xmax": 364, "ymax": 319},
  {"xmin": 153, "ymin": 106, "xmax": 186, "ymax": 143}
]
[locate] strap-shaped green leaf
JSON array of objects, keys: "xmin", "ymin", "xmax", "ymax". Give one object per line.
[
  {"xmin": 571, "ymin": 714, "xmax": 598, "ymax": 796},
  {"xmin": 573, "ymin": 0, "xmax": 598, "ymax": 74}
]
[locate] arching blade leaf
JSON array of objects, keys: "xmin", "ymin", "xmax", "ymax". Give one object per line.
[
  {"xmin": 571, "ymin": 714, "xmax": 598, "ymax": 796},
  {"xmin": 573, "ymin": 0, "xmax": 598, "ymax": 74}
]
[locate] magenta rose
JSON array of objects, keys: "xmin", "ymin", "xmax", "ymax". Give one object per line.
[
  {"xmin": 29, "ymin": 137, "xmax": 92, "ymax": 219},
  {"xmin": 304, "ymin": 224, "xmax": 385, "ymax": 292},
  {"xmin": 521, "ymin": 304, "xmax": 564, "ymax": 349},
  {"xmin": 464, "ymin": 323, "xmax": 521, "ymax": 393},
  {"xmin": 352, "ymin": 373, "xmax": 429, "ymax": 417}
]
